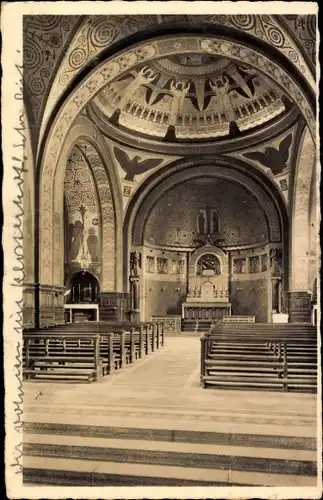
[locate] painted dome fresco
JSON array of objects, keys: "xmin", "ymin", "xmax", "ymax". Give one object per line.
[{"xmin": 90, "ymin": 53, "xmax": 290, "ymax": 142}]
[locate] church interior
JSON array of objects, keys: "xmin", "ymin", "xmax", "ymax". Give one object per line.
[{"xmin": 22, "ymin": 14, "xmax": 320, "ymax": 489}]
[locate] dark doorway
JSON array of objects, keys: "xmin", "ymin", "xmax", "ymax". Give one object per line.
[{"xmin": 69, "ymin": 271, "xmax": 100, "ymax": 303}]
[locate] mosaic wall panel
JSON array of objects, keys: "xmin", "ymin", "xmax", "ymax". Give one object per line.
[
  {"xmin": 233, "ymin": 258, "xmax": 246, "ymax": 274},
  {"xmin": 144, "ymin": 179, "xmax": 268, "ymax": 247},
  {"xmin": 25, "ymin": 14, "xmax": 314, "ymax": 141},
  {"xmin": 261, "ymin": 253, "xmax": 268, "ymax": 272},
  {"xmin": 23, "ymin": 15, "xmax": 79, "ymax": 127},
  {"xmin": 64, "ymin": 146, "xmax": 101, "ymax": 274},
  {"xmin": 146, "ymin": 255, "xmax": 155, "ymax": 273},
  {"xmin": 249, "ymin": 255, "xmax": 260, "ymax": 274},
  {"xmin": 157, "ymin": 257, "xmax": 168, "ymax": 274}
]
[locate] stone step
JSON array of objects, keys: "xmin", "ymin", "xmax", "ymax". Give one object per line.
[
  {"xmin": 24, "ymin": 433, "xmax": 317, "ymax": 461},
  {"xmin": 24, "ymin": 421, "xmax": 317, "ymax": 450},
  {"xmin": 23, "ymin": 455, "xmax": 318, "ymax": 487},
  {"xmin": 23, "ymin": 433, "xmax": 317, "ymax": 482}
]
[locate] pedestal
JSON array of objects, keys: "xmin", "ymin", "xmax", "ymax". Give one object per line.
[
  {"xmin": 272, "ymin": 313, "xmax": 289, "ymax": 324},
  {"xmin": 286, "ymin": 291, "xmax": 311, "ymax": 323},
  {"xmin": 130, "ymin": 277, "xmax": 140, "ymax": 311}
]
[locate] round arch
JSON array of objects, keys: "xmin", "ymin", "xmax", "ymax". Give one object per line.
[
  {"xmin": 123, "ymin": 155, "xmax": 289, "ymax": 290},
  {"xmin": 36, "ymin": 114, "xmax": 123, "ymax": 292},
  {"xmin": 36, "ymin": 31, "xmax": 314, "ymax": 299}
]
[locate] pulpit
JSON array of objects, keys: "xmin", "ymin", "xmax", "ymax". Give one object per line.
[{"xmin": 182, "ymin": 244, "xmax": 231, "ymax": 320}]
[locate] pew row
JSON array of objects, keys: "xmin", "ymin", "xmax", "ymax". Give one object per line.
[
  {"xmin": 200, "ymin": 324, "xmax": 317, "ymax": 393},
  {"xmin": 23, "ymin": 321, "xmax": 164, "ymax": 383}
]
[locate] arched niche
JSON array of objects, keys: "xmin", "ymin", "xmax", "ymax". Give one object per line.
[
  {"xmin": 63, "ymin": 144, "xmax": 102, "ymax": 285},
  {"xmin": 189, "ymin": 246, "xmax": 228, "ymax": 276},
  {"xmin": 68, "ymin": 271, "xmax": 100, "ymax": 304},
  {"xmin": 36, "ymin": 114, "xmax": 123, "ymax": 292}
]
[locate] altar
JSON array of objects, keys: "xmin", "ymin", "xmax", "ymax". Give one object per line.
[
  {"xmin": 182, "ymin": 302, "xmax": 231, "ymax": 320},
  {"xmin": 182, "ymin": 243, "xmax": 231, "ymax": 321}
]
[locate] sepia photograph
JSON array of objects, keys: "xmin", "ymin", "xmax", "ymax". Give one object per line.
[{"xmin": 2, "ymin": 2, "xmax": 321, "ymax": 498}]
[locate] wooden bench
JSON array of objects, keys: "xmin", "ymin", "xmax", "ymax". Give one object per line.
[
  {"xmin": 23, "ymin": 333, "xmax": 108, "ymax": 382},
  {"xmin": 201, "ymin": 324, "xmax": 317, "ymax": 393},
  {"xmin": 23, "ymin": 320, "xmax": 165, "ymax": 383}
]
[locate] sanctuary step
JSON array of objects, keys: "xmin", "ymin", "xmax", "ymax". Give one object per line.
[
  {"xmin": 182, "ymin": 320, "xmax": 212, "ymax": 332},
  {"xmin": 23, "ymin": 419, "xmax": 317, "ymax": 487},
  {"xmin": 201, "ymin": 324, "xmax": 317, "ymax": 393}
]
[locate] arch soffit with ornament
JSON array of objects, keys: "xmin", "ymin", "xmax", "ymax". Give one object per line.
[
  {"xmin": 38, "ymin": 114, "xmax": 123, "ymax": 287},
  {"xmin": 36, "ymin": 14, "xmax": 316, "ymax": 145}
]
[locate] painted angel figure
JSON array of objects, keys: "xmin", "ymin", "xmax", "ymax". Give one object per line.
[
  {"xmin": 119, "ymin": 66, "xmax": 156, "ymax": 110},
  {"xmin": 210, "ymin": 76, "xmax": 235, "ymax": 122},
  {"xmin": 169, "ymin": 80, "xmax": 190, "ymax": 125}
]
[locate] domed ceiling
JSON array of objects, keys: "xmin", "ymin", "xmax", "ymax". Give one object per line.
[{"xmin": 90, "ymin": 53, "xmax": 290, "ymax": 142}]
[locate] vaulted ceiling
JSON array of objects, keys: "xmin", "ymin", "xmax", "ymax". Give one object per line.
[{"xmin": 23, "ymin": 14, "xmax": 316, "ymax": 155}]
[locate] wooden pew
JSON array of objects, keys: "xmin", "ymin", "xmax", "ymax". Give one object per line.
[
  {"xmin": 201, "ymin": 324, "xmax": 317, "ymax": 392},
  {"xmin": 23, "ymin": 320, "xmax": 165, "ymax": 383},
  {"xmin": 23, "ymin": 333, "xmax": 108, "ymax": 382}
]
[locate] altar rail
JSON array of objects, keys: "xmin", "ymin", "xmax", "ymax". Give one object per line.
[
  {"xmin": 151, "ymin": 315, "xmax": 181, "ymax": 333},
  {"xmin": 200, "ymin": 323, "xmax": 317, "ymax": 393}
]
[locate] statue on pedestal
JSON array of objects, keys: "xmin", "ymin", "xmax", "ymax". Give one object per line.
[
  {"xmin": 270, "ymin": 248, "xmax": 282, "ymax": 277},
  {"xmin": 130, "ymin": 250, "xmax": 141, "ymax": 277}
]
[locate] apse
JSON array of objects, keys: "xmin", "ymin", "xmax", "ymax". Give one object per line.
[{"xmin": 137, "ymin": 176, "xmax": 280, "ymax": 323}]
